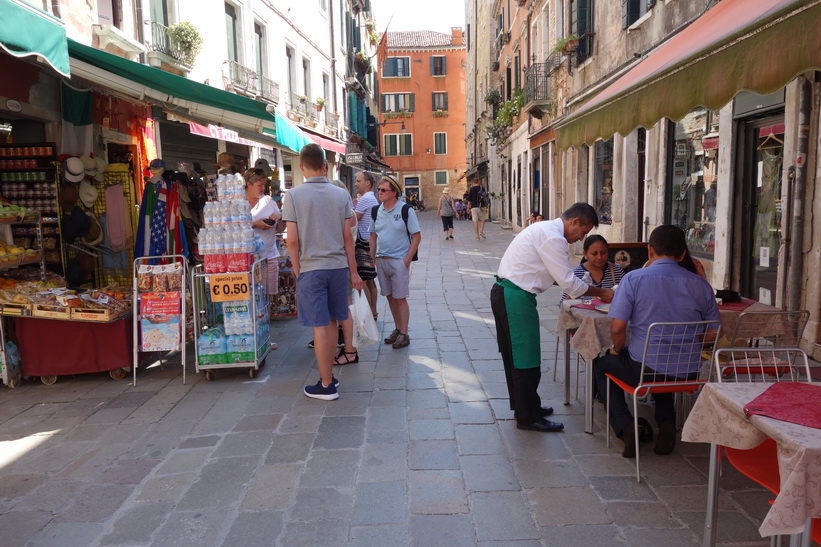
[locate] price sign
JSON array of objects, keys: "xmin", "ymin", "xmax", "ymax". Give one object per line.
[{"xmin": 210, "ymin": 273, "xmax": 250, "ymax": 302}]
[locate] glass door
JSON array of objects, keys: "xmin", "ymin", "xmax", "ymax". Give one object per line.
[{"xmin": 740, "ymin": 115, "xmax": 785, "ymax": 305}]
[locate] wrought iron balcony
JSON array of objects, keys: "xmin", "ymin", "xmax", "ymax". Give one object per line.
[
  {"xmin": 147, "ymin": 21, "xmax": 187, "ymax": 65},
  {"xmin": 523, "ymin": 62, "xmax": 551, "ymax": 118},
  {"xmin": 573, "ymin": 33, "xmax": 595, "ymax": 67},
  {"xmin": 225, "ymin": 61, "xmax": 279, "ymax": 105},
  {"xmin": 288, "ymin": 92, "xmax": 309, "ymax": 117}
]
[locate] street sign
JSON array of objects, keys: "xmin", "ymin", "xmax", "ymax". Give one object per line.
[
  {"xmin": 210, "ymin": 273, "xmax": 250, "ymax": 302},
  {"xmin": 346, "ymin": 153, "xmax": 364, "ymax": 165}
]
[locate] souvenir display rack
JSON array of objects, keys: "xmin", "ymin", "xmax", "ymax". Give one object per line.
[
  {"xmin": 270, "ymin": 237, "xmax": 297, "ymax": 317},
  {"xmin": 191, "ymin": 259, "xmax": 271, "ymax": 380}
]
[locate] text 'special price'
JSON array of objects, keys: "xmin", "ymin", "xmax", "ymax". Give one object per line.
[{"xmin": 210, "ymin": 273, "xmax": 250, "ymax": 302}]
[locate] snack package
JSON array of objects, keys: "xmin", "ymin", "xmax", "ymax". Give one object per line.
[
  {"xmin": 152, "ymin": 265, "xmax": 168, "ymax": 292},
  {"xmin": 137, "ymin": 265, "xmax": 153, "ymax": 292},
  {"xmin": 165, "ymin": 262, "xmax": 183, "ymax": 291}
]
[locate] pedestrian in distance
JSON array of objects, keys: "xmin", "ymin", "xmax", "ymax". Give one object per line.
[
  {"xmin": 281, "ymin": 144, "xmax": 363, "ymax": 401},
  {"xmin": 490, "ymin": 203, "xmax": 614, "ymax": 432},
  {"xmin": 466, "ymin": 175, "xmax": 489, "ymax": 239},
  {"xmin": 369, "ymin": 176, "xmax": 421, "ymax": 349},
  {"xmin": 438, "ymin": 187, "xmax": 456, "ymax": 240}
]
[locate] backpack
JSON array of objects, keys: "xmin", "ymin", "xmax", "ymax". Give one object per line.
[
  {"xmin": 371, "ymin": 203, "xmax": 419, "ymax": 261},
  {"xmin": 476, "ymin": 185, "xmax": 489, "ymax": 208}
]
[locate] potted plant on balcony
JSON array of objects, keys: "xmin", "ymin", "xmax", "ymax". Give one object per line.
[
  {"xmin": 167, "ymin": 22, "xmax": 204, "ymax": 66},
  {"xmin": 485, "ymin": 89, "xmax": 501, "ymax": 105},
  {"xmin": 491, "ymin": 61, "xmax": 500, "ymax": 72},
  {"xmin": 553, "ymin": 34, "xmax": 580, "ymax": 55},
  {"xmin": 316, "ymin": 97, "xmax": 326, "ymax": 111},
  {"xmin": 354, "ymin": 51, "xmax": 371, "ymax": 75}
]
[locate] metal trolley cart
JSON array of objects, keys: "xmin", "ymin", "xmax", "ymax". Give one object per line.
[{"xmin": 191, "ymin": 258, "xmax": 271, "ymax": 380}]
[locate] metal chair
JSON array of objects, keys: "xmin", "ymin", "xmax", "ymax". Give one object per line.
[
  {"xmin": 726, "ymin": 309, "xmax": 809, "ymax": 349},
  {"xmin": 552, "ymin": 328, "xmax": 582, "ymax": 400},
  {"xmin": 605, "ymin": 320, "xmax": 721, "ymax": 482}
]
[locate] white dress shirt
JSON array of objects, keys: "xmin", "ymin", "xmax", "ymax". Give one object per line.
[{"xmin": 497, "ymin": 217, "xmax": 588, "ymax": 297}]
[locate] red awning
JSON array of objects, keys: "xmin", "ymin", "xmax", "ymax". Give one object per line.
[
  {"xmin": 556, "ymin": 0, "xmax": 821, "ymax": 148},
  {"xmin": 702, "ymin": 137, "xmax": 719, "ymax": 150},
  {"xmin": 300, "ymin": 128, "xmax": 347, "ymax": 155}
]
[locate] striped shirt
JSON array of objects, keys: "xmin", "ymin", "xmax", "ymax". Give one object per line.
[{"xmin": 560, "ymin": 262, "xmax": 624, "ymax": 302}]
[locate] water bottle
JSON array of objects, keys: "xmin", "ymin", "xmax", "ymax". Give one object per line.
[
  {"xmin": 213, "ymin": 227, "xmax": 227, "ymax": 273},
  {"xmin": 580, "ymin": 271, "xmax": 593, "ymax": 304},
  {"xmin": 216, "ymin": 174, "xmax": 226, "ymax": 201},
  {"xmin": 200, "ymin": 228, "xmax": 211, "ymax": 273}
]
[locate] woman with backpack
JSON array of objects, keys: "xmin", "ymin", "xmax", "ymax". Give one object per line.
[{"xmin": 438, "ymin": 187, "xmax": 456, "ymax": 240}]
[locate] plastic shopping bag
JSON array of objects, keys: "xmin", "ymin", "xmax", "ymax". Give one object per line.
[{"xmin": 350, "ymin": 289, "xmax": 379, "ymax": 348}]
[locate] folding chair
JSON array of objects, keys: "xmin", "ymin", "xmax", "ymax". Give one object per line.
[
  {"xmin": 552, "ymin": 328, "xmax": 582, "ymax": 400},
  {"xmin": 606, "ymin": 320, "xmax": 721, "ymax": 482}
]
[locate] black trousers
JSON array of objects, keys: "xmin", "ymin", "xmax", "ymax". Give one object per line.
[
  {"xmin": 593, "ymin": 350, "xmax": 682, "ymax": 436},
  {"xmin": 490, "ymin": 283, "xmax": 543, "ymax": 425}
]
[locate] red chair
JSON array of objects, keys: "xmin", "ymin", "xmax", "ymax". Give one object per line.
[{"xmin": 605, "ymin": 320, "xmax": 720, "ymax": 482}]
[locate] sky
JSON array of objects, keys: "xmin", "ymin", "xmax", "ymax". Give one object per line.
[{"xmin": 370, "ymin": 0, "xmax": 465, "ymax": 35}]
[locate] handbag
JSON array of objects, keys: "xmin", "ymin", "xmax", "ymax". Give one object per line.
[
  {"xmin": 355, "ymin": 236, "xmax": 377, "ymax": 280},
  {"xmin": 350, "ymin": 289, "xmax": 378, "ymax": 348}
]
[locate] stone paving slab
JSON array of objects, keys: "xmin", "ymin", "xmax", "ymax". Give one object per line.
[{"xmin": 0, "ymin": 213, "xmax": 800, "ymax": 545}]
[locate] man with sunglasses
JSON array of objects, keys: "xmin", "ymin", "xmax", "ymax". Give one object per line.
[{"xmin": 369, "ymin": 177, "xmax": 421, "ymax": 349}]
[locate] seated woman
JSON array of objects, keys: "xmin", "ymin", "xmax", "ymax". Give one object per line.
[
  {"xmin": 561, "ymin": 234, "xmax": 625, "ymax": 302},
  {"xmin": 679, "ymin": 248, "xmax": 708, "ymax": 280},
  {"xmin": 525, "ymin": 211, "xmax": 539, "ymax": 226}
]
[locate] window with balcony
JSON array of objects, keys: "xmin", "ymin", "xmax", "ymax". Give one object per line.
[
  {"xmin": 434, "ymin": 132, "xmax": 447, "ymax": 155},
  {"xmin": 432, "ymin": 92, "xmax": 448, "ymax": 112},
  {"xmin": 430, "ymin": 56, "xmax": 446, "ymax": 76},
  {"xmin": 286, "ymin": 46, "xmax": 295, "ymax": 97},
  {"xmin": 384, "ymin": 133, "xmax": 413, "ymax": 156},
  {"xmin": 622, "ymin": 0, "xmax": 656, "ymax": 28},
  {"xmin": 381, "ymin": 93, "xmax": 415, "ymax": 112},
  {"xmin": 570, "ymin": 0, "xmax": 594, "ymax": 65},
  {"xmin": 383, "ymin": 57, "xmax": 411, "ymax": 77},
  {"xmin": 302, "ymin": 58, "xmax": 311, "ymax": 99},
  {"xmin": 225, "ymin": 3, "xmax": 239, "ymax": 63},
  {"xmin": 150, "ymin": 0, "xmax": 168, "ymax": 26},
  {"xmin": 434, "ymin": 171, "xmax": 448, "ymax": 185},
  {"xmin": 254, "ymin": 23, "xmax": 266, "ymax": 76}
]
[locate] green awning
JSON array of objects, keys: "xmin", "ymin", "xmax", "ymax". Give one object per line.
[
  {"xmin": 68, "ymin": 38, "xmax": 275, "ymax": 134},
  {"xmin": 556, "ymin": 0, "xmax": 821, "ymax": 149},
  {"xmin": 0, "ymin": 0, "xmax": 70, "ymax": 77},
  {"xmin": 265, "ymin": 111, "xmax": 314, "ymax": 154}
]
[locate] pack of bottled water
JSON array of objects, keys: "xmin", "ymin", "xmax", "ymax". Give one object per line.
[{"xmin": 201, "ymin": 173, "xmax": 257, "ymax": 274}]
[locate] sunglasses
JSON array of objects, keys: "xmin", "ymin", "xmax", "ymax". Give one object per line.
[{"xmin": 377, "ymin": 188, "xmax": 392, "ymax": 193}]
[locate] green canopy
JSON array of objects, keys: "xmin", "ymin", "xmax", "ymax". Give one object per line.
[
  {"xmin": 267, "ymin": 112, "xmax": 314, "ymax": 154},
  {"xmin": 556, "ymin": 0, "xmax": 821, "ymax": 149},
  {"xmin": 68, "ymin": 39, "xmax": 275, "ymax": 133},
  {"xmin": 0, "ymin": 0, "xmax": 70, "ymax": 77}
]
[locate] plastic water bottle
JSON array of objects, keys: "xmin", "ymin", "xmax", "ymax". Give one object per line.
[
  {"xmin": 580, "ymin": 271, "xmax": 593, "ymax": 304},
  {"xmin": 213, "ymin": 227, "xmax": 227, "ymax": 273},
  {"xmin": 215, "ymin": 174, "xmax": 226, "ymax": 201}
]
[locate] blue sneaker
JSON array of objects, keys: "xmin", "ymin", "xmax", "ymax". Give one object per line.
[{"xmin": 304, "ymin": 380, "xmax": 339, "ymax": 401}]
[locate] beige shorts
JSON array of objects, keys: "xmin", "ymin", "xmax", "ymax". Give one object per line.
[
  {"xmin": 471, "ymin": 207, "xmax": 487, "ymax": 222},
  {"xmin": 376, "ymin": 257, "xmax": 410, "ymax": 299}
]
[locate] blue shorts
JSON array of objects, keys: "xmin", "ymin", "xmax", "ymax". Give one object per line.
[{"xmin": 296, "ymin": 268, "xmax": 350, "ymax": 327}]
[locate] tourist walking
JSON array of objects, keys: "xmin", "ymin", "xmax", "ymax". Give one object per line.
[
  {"xmin": 466, "ymin": 175, "xmax": 489, "ymax": 239},
  {"xmin": 437, "ymin": 187, "xmax": 456, "ymax": 240}
]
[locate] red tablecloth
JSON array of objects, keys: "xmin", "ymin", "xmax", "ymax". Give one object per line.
[{"xmin": 16, "ymin": 317, "xmax": 132, "ymax": 376}]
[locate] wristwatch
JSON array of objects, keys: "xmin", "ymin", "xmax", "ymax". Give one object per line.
[{"xmin": 610, "ymin": 344, "xmax": 622, "ymax": 354}]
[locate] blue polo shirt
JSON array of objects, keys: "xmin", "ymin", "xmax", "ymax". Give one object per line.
[
  {"xmin": 369, "ymin": 202, "xmax": 421, "ymax": 259},
  {"xmin": 609, "ymin": 258, "xmax": 720, "ymax": 376}
]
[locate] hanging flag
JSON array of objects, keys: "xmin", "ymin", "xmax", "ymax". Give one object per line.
[
  {"xmin": 134, "ymin": 179, "xmax": 156, "ymax": 260},
  {"xmin": 60, "ymin": 82, "xmax": 93, "ymax": 156}
]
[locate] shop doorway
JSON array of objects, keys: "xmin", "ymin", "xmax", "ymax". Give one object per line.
[{"xmin": 738, "ymin": 114, "xmax": 785, "ymax": 304}]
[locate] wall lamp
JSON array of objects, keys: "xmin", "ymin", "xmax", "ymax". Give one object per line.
[{"xmin": 369, "ymin": 120, "xmax": 406, "ymax": 132}]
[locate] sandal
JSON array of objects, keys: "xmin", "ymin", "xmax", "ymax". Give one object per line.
[{"xmin": 334, "ymin": 348, "xmax": 359, "ymax": 365}]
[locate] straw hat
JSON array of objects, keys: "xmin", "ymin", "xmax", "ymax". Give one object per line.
[
  {"xmin": 63, "ymin": 157, "xmax": 85, "ymax": 183},
  {"xmin": 442, "ymin": 187, "xmax": 450, "ymax": 194},
  {"xmin": 78, "ymin": 179, "xmax": 99, "ymax": 208},
  {"xmin": 213, "ymin": 152, "xmax": 237, "ymax": 169}
]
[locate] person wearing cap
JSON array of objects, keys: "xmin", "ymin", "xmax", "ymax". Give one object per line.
[
  {"xmin": 437, "ymin": 187, "xmax": 456, "ymax": 241},
  {"xmin": 281, "ymin": 144, "xmax": 363, "ymax": 401},
  {"xmin": 368, "ymin": 175, "xmax": 421, "ymax": 350}
]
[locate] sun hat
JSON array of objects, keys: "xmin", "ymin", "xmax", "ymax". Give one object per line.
[
  {"xmin": 78, "ymin": 180, "xmax": 99, "ymax": 208},
  {"xmin": 213, "ymin": 152, "xmax": 236, "ymax": 169},
  {"xmin": 442, "ymin": 187, "xmax": 450, "ymax": 194},
  {"xmin": 254, "ymin": 158, "xmax": 273, "ymax": 176},
  {"xmin": 93, "ymin": 157, "xmax": 108, "ymax": 182},
  {"xmin": 80, "ymin": 155, "xmax": 96, "ymax": 174},
  {"xmin": 64, "ymin": 157, "xmax": 85, "ymax": 183}
]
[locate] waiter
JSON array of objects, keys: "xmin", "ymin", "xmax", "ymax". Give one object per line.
[{"xmin": 491, "ymin": 203, "xmax": 614, "ymax": 432}]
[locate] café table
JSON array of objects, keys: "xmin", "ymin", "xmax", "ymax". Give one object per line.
[
  {"xmin": 553, "ymin": 297, "xmax": 789, "ymax": 434},
  {"xmin": 681, "ymin": 382, "xmax": 821, "ymax": 546}
]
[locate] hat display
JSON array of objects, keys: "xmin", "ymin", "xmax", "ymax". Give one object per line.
[
  {"xmin": 79, "ymin": 180, "xmax": 99, "ymax": 208},
  {"xmin": 80, "ymin": 155, "xmax": 96, "ymax": 174},
  {"xmin": 213, "ymin": 153, "xmax": 236, "ymax": 169},
  {"xmin": 93, "ymin": 157, "xmax": 108, "ymax": 182},
  {"xmin": 82, "ymin": 212, "xmax": 103, "ymax": 246},
  {"xmin": 148, "ymin": 158, "xmax": 166, "ymax": 170},
  {"xmin": 442, "ymin": 187, "xmax": 450, "ymax": 193},
  {"xmin": 64, "ymin": 157, "xmax": 85, "ymax": 183},
  {"xmin": 254, "ymin": 158, "xmax": 273, "ymax": 176}
]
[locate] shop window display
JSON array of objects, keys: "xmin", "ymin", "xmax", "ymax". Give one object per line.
[
  {"xmin": 668, "ymin": 109, "xmax": 719, "ymax": 258},
  {"xmin": 594, "ymin": 138, "xmax": 613, "ymax": 224}
]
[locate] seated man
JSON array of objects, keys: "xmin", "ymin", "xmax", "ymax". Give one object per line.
[{"xmin": 593, "ymin": 225, "xmax": 719, "ymax": 458}]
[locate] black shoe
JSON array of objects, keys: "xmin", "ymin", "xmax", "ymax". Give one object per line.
[
  {"xmin": 540, "ymin": 406, "xmax": 554, "ymax": 417},
  {"xmin": 517, "ymin": 418, "xmax": 564, "ymax": 432},
  {"xmin": 620, "ymin": 423, "xmax": 637, "ymax": 458},
  {"xmin": 637, "ymin": 417, "xmax": 654, "ymax": 443},
  {"xmin": 654, "ymin": 420, "xmax": 676, "ymax": 455}
]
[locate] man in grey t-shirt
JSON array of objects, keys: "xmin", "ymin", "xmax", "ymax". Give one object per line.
[{"xmin": 281, "ymin": 144, "xmax": 363, "ymax": 401}]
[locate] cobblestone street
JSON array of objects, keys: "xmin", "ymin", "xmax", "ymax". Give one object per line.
[{"xmin": 0, "ymin": 212, "xmax": 783, "ymax": 546}]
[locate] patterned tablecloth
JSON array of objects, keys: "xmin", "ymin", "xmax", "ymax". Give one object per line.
[
  {"xmin": 555, "ymin": 300, "xmax": 612, "ymax": 362},
  {"xmin": 682, "ymin": 382, "xmax": 821, "ymax": 537}
]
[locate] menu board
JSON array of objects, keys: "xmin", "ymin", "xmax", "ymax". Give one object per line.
[{"xmin": 140, "ymin": 291, "xmax": 181, "ymax": 352}]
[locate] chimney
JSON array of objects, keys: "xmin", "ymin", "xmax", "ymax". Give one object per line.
[{"xmin": 451, "ymin": 27, "xmax": 464, "ymax": 46}]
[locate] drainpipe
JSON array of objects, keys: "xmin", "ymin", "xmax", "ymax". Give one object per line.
[
  {"xmin": 787, "ymin": 77, "xmax": 810, "ymax": 311},
  {"xmin": 328, "ymin": 0, "xmax": 337, "ymax": 116}
]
